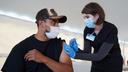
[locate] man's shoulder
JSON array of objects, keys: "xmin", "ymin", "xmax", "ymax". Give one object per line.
[
  {"xmin": 13, "ymin": 35, "xmax": 34, "ymax": 49},
  {"xmin": 54, "ymin": 38, "xmax": 65, "ymax": 43}
]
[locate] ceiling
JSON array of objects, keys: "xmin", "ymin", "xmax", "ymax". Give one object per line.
[{"xmin": 0, "ymin": 0, "xmax": 128, "ymax": 41}]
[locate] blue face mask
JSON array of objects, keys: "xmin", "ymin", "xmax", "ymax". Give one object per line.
[{"xmin": 85, "ymin": 18, "xmax": 96, "ymax": 28}]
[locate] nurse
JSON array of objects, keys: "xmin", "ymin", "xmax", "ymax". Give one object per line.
[{"xmin": 64, "ymin": 2, "xmax": 123, "ymax": 72}]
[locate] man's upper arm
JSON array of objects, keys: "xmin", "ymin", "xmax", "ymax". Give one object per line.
[{"xmin": 59, "ymin": 43, "xmax": 72, "ymax": 65}]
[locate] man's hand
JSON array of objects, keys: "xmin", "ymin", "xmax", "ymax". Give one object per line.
[
  {"xmin": 24, "ymin": 47, "xmax": 73, "ymax": 72},
  {"xmin": 24, "ymin": 49, "xmax": 47, "ymax": 63}
]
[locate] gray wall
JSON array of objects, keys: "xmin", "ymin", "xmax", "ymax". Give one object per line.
[{"xmin": 0, "ymin": 0, "xmax": 128, "ymax": 41}]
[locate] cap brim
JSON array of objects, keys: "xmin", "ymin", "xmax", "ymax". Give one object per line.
[{"xmin": 50, "ymin": 16, "xmax": 67, "ymax": 23}]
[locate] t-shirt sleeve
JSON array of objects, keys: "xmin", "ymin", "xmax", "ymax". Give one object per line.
[{"xmin": 1, "ymin": 44, "xmax": 25, "ymax": 72}]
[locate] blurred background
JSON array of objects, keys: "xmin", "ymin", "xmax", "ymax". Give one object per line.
[{"xmin": 0, "ymin": 0, "xmax": 128, "ymax": 72}]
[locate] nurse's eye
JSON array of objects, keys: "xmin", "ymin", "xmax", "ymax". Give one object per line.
[
  {"xmin": 83, "ymin": 16, "xmax": 89, "ymax": 19},
  {"xmin": 85, "ymin": 16, "xmax": 89, "ymax": 19}
]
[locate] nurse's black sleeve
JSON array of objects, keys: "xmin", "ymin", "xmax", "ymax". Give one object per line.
[
  {"xmin": 83, "ymin": 40, "xmax": 92, "ymax": 53},
  {"xmin": 75, "ymin": 43, "xmax": 113, "ymax": 61},
  {"xmin": 75, "ymin": 26, "xmax": 117, "ymax": 61},
  {"xmin": 1, "ymin": 43, "xmax": 25, "ymax": 72},
  {"xmin": 78, "ymin": 40, "xmax": 92, "ymax": 53}
]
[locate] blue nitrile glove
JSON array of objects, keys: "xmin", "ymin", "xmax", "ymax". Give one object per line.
[
  {"xmin": 64, "ymin": 43, "xmax": 76, "ymax": 58},
  {"xmin": 69, "ymin": 38, "xmax": 78, "ymax": 52}
]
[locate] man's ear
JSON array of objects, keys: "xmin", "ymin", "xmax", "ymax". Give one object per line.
[
  {"xmin": 38, "ymin": 20, "xmax": 44, "ymax": 26},
  {"xmin": 45, "ymin": 24, "xmax": 50, "ymax": 32},
  {"xmin": 38, "ymin": 20, "xmax": 47, "ymax": 32}
]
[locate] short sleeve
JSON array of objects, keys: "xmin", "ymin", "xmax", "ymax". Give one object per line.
[
  {"xmin": 1, "ymin": 44, "xmax": 25, "ymax": 72},
  {"xmin": 105, "ymin": 26, "xmax": 118, "ymax": 44}
]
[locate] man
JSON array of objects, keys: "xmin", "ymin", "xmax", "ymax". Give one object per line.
[{"xmin": 1, "ymin": 8, "xmax": 73, "ymax": 72}]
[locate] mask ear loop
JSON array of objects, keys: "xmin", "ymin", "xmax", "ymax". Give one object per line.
[
  {"xmin": 55, "ymin": 20, "xmax": 59, "ymax": 27},
  {"xmin": 45, "ymin": 25, "xmax": 51, "ymax": 32}
]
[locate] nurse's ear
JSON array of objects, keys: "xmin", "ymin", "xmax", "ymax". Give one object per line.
[{"xmin": 94, "ymin": 14, "xmax": 99, "ymax": 23}]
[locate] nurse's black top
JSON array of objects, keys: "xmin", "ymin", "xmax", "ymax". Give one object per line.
[
  {"xmin": 1, "ymin": 35, "xmax": 64, "ymax": 72},
  {"xmin": 75, "ymin": 21, "xmax": 123, "ymax": 62}
]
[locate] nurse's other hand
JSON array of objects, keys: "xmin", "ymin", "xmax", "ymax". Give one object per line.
[
  {"xmin": 64, "ymin": 43, "xmax": 76, "ymax": 58},
  {"xmin": 24, "ymin": 49, "xmax": 46, "ymax": 63},
  {"xmin": 69, "ymin": 38, "xmax": 78, "ymax": 52}
]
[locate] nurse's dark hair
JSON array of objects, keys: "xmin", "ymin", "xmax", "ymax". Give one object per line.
[{"xmin": 81, "ymin": 2, "xmax": 105, "ymax": 25}]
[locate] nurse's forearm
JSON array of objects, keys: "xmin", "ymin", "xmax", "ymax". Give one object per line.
[
  {"xmin": 75, "ymin": 42, "xmax": 113, "ymax": 61},
  {"xmin": 40, "ymin": 56, "xmax": 73, "ymax": 72},
  {"xmin": 75, "ymin": 52, "xmax": 101, "ymax": 61}
]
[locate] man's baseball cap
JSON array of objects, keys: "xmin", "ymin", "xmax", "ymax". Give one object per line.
[{"xmin": 36, "ymin": 8, "xmax": 67, "ymax": 23}]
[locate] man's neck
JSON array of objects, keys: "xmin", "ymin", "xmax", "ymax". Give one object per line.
[{"xmin": 35, "ymin": 32, "xmax": 48, "ymax": 42}]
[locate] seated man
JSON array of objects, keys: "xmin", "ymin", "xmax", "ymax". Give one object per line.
[{"xmin": 1, "ymin": 8, "xmax": 73, "ymax": 72}]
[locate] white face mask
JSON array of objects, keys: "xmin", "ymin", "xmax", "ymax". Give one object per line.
[{"xmin": 45, "ymin": 26, "xmax": 60, "ymax": 39}]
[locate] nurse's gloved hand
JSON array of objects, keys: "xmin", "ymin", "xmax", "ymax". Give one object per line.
[
  {"xmin": 64, "ymin": 43, "xmax": 76, "ymax": 58},
  {"xmin": 69, "ymin": 38, "xmax": 78, "ymax": 52}
]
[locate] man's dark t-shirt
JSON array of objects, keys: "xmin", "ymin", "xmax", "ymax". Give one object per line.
[{"xmin": 1, "ymin": 35, "xmax": 63, "ymax": 72}]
